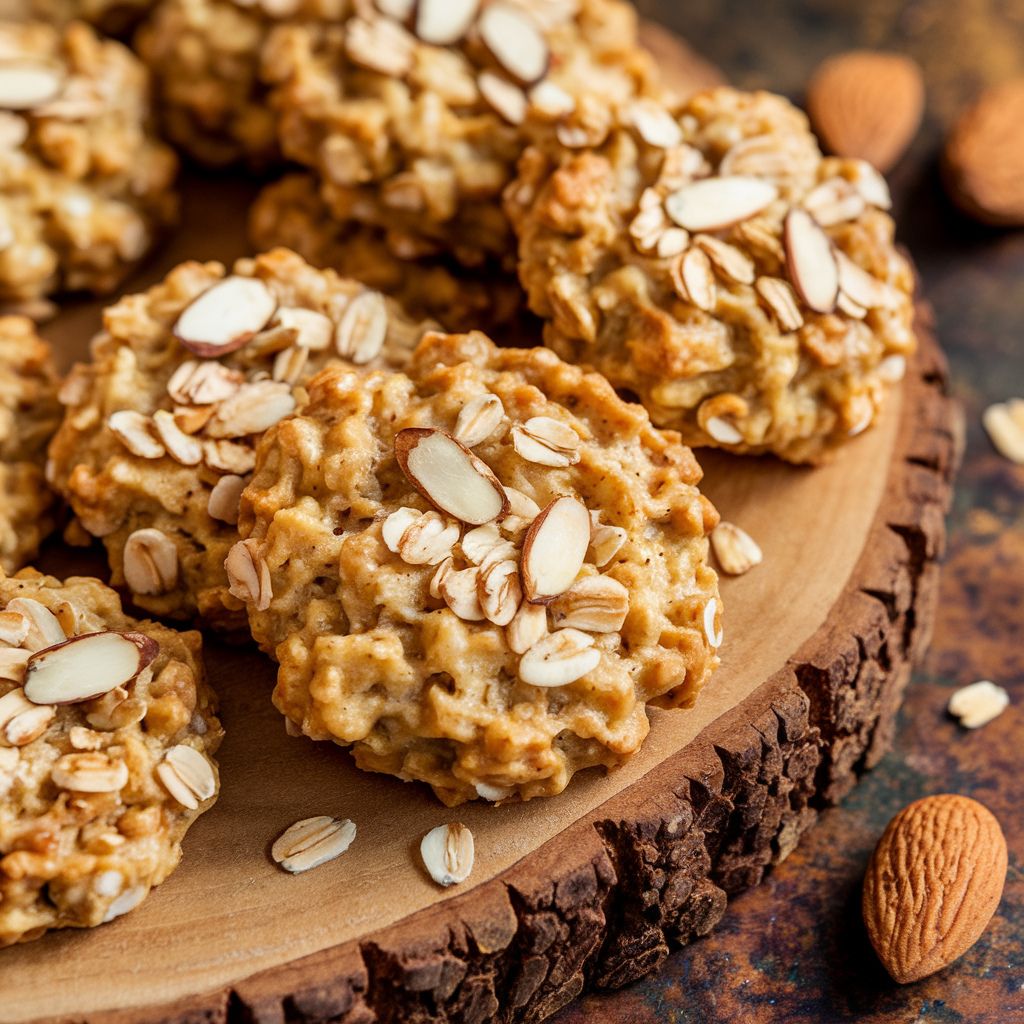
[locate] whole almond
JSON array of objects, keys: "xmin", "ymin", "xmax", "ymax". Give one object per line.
[
  {"xmin": 862, "ymin": 794, "xmax": 1007, "ymax": 984},
  {"xmin": 943, "ymin": 78, "xmax": 1024, "ymax": 227},
  {"xmin": 806, "ymin": 51, "xmax": 924, "ymax": 172}
]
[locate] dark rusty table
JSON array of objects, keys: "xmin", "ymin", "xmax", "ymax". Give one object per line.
[{"xmin": 555, "ymin": 2, "xmax": 1024, "ymax": 1021}]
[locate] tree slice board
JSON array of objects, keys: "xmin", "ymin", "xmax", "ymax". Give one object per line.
[{"xmin": 0, "ymin": 26, "xmax": 961, "ymax": 1024}]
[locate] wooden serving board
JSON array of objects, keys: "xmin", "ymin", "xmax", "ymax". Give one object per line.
[{"xmin": 0, "ymin": 25, "xmax": 961, "ymax": 1024}]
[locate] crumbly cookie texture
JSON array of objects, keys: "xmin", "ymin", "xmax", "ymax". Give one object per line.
[
  {"xmin": 249, "ymin": 173, "xmax": 530, "ymax": 337},
  {"xmin": 28, "ymin": 0, "xmax": 156, "ymax": 35},
  {"xmin": 0, "ymin": 568, "xmax": 222, "ymax": 946},
  {"xmin": 232, "ymin": 330, "xmax": 721, "ymax": 806},
  {"xmin": 0, "ymin": 317, "xmax": 61, "ymax": 573},
  {"xmin": 506, "ymin": 87, "xmax": 917, "ymax": 463},
  {"xmin": 47, "ymin": 247, "xmax": 436, "ymax": 630},
  {"xmin": 0, "ymin": 20, "xmax": 178, "ymax": 305}
]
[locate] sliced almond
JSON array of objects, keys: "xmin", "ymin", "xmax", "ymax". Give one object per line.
[
  {"xmin": 52, "ymin": 752, "xmax": 128, "ymax": 793},
  {"xmin": 173, "ymin": 276, "xmax": 277, "ymax": 359},
  {"xmin": 335, "ymin": 290, "xmax": 388, "ymax": 365},
  {"xmin": 529, "ymin": 80, "xmax": 575, "ymax": 118},
  {"xmin": 420, "ymin": 822, "xmax": 474, "ymax": 886},
  {"xmin": 204, "ymin": 439, "xmax": 257, "ymax": 475},
  {"xmin": 511, "ymin": 416, "xmax": 581, "ymax": 468},
  {"xmin": 837, "ymin": 291, "xmax": 868, "ymax": 320},
  {"xmin": 156, "ymin": 744, "xmax": 216, "ymax": 810},
  {"xmin": 225, "ymin": 539, "xmax": 272, "ymax": 611},
  {"xmin": 167, "ymin": 360, "xmax": 242, "ymax": 406},
  {"xmin": 440, "ymin": 566, "xmax": 485, "ymax": 621},
  {"xmin": 519, "ymin": 628, "xmax": 600, "ymax": 687},
  {"xmin": 703, "ymin": 597, "xmax": 723, "ymax": 649},
  {"xmin": 0, "ymin": 611, "xmax": 29, "ymax": 647},
  {"xmin": 505, "ymin": 487, "xmax": 541, "ymax": 520},
  {"xmin": 983, "ymin": 399, "xmax": 1024, "ymax": 465},
  {"xmin": 835, "ymin": 250, "xmax": 901, "ymax": 310},
  {"xmin": 849, "ymin": 160, "xmax": 892, "ymax": 209},
  {"xmin": 755, "ymin": 276, "xmax": 805, "ymax": 332},
  {"xmin": 693, "ymin": 234, "xmax": 756, "ymax": 285},
  {"xmin": 207, "ymin": 474, "xmax": 247, "ymax": 525},
  {"xmin": 395, "ymin": 428, "xmax": 508, "ymax": 526},
  {"xmin": 475, "ymin": 782, "xmax": 513, "ymax": 802},
  {"xmin": 589, "ymin": 520, "xmax": 627, "ymax": 568},
  {"xmin": 345, "ymin": 16, "xmax": 415, "ymax": 77},
  {"xmin": 0, "ymin": 687, "xmax": 54, "ymax": 747},
  {"xmin": 506, "ymin": 599, "xmax": 547, "ymax": 655},
  {"xmin": 877, "ymin": 354, "xmax": 907, "ymax": 384},
  {"xmin": 665, "ymin": 177, "xmax": 779, "ymax": 232},
  {"xmin": 108, "ymin": 410, "xmax": 165, "ymax": 460},
  {"xmin": 273, "ymin": 307, "xmax": 333, "ymax": 351},
  {"xmin": 625, "ymin": 99, "xmax": 683, "ymax": 148},
  {"xmin": 153, "ymin": 410, "xmax": 203, "ymax": 466},
  {"xmin": 272, "ymin": 815, "xmax": 357, "ymax": 874},
  {"xmin": 711, "ymin": 522, "xmax": 763, "ymax": 576},
  {"xmin": 520, "ymin": 496, "xmax": 590, "ymax": 603},
  {"xmin": 0, "ymin": 61, "xmax": 64, "ymax": 111},
  {"xmin": 947, "ymin": 680, "xmax": 1010, "ymax": 729},
  {"xmin": 123, "ymin": 528, "xmax": 178, "ymax": 596},
  {"xmin": 454, "ymin": 393, "xmax": 506, "ymax": 448},
  {"xmin": 415, "ymin": 0, "xmax": 479, "ymax": 44},
  {"xmin": 784, "ymin": 208, "xmax": 839, "ymax": 313},
  {"xmin": 549, "ymin": 575, "xmax": 629, "ymax": 632},
  {"xmin": 206, "ymin": 381, "xmax": 296, "ymax": 438},
  {"xmin": 6, "ymin": 598, "xmax": 66, "ymax": 652},
  {"xmin": 0, "ymin": 647, "xmax": 30, "ymax": 683},
  {"xmin": 478, "ymin": 71, "xmax": 527, "ymax": 126},
  {"xmin": 478, "ymin": 3, "xmax": 550, "ymax": 85},
  {"xmin": 477, "ymin": 559, "xmax": 522, "ymax": 627},
  {"xmin": 23, "ymin": 631, "xmax": 157, "ymax": 706},
  {"xmin": 672, "ymin": 248, "xmax": 717, "ymax": 312},
  {"xmin": 396, "ymin": 511, "xmax": 460, "ymax": 566}
]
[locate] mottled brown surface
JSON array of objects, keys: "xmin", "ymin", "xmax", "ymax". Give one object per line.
[{"xmin": 555, "ymin": 2, "xmax": 1024, "ymax": 1021}]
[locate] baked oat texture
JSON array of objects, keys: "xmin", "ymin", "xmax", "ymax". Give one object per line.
[
  {"xmin": 0, "ymin": 20, "xmax": 178, "ymax": 305},
  {"xmin": 26, "ymin": 0, "xmax": 156, "ymax": 35},
  {"xmin": 0, "ymin": 568, "xmax": 222, "ymax": 946},
  {"xmin": 0, "ymin": 316, "xmax": 61, "ymax": 573},
  {"xmin": 233, "ymin": 330, "xmax": 721, "ymax": 806},
  {"xmin": 507, "ymin": 87, "xmax": 918, "ymax": 463},
  {"xmin": 47, "ymin": 247, "xmax": 435, "ymax": 630}
]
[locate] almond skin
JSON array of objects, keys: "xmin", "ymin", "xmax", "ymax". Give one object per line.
[
  {"xmin": 806, "ymin": 51, "xmax": 924, "ymax": 172},
  {"xmin": 862, "ymin": 794, "xmax": 1007, "ymax": 984}
]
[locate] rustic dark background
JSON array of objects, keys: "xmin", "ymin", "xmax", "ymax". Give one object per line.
[{"xmin": 555, "ymin": 2, "xmax": 1024, "ymax": 1021}]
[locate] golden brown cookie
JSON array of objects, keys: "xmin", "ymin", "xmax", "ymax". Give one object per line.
[
  {"xmin": 47, "ymin": 248, "xmax": 436, "ymax": 629},
  {"xmin": 506, "ymin": 87, "xmax": 917, "ymax": 463},
  {"xmin": 0, "ymin": 568, "xmax": 222, "ymax": 946},
  {"xmin": 230, "ymin": 330, "xmax": 721, "ymax": 805}
]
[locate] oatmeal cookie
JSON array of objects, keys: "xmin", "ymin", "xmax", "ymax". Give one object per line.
[
  {"xmin": 0, "ymin": 568, "xmax": 222, "ymax": 946},
  {"xmin": 0, "ymin": 317, "xmax": 61, "ymax": 573},
  {"xmin": 0, "ymin": 20, "xmax": 178, "ymax": 305},
  {"xmin": 506, "ymin": 87, "xmax": 917, "ymax": 463},
  {"xmin": 47, "ymin": 247, "xmax": 436, "ymax": 630},
  {"xmin": 230, "ymin": 330, "xmax": 721, "ymax": 806},
  {"xmin": 27, "ymin": 0, "xmax": 156, "ymax": 35}
]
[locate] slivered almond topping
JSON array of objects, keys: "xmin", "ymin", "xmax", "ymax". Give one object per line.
[
  {"xmin": 665, "ymin": 177, "xmax": 778, "ymax": 232},
  {"xmin": 123, "ymin": 528, "xmax": 178, "ymax": 596},
  {"xmin": 345, "ymin": 16, "xmax": 414, "ymax": 77},
  {"xmin": 108, "ymin": 410, "xmax": 164, "ymax": 460},
  {"xmin": 626, "ymin": 99, "xmax": 682, "ymax": 148},
  {"xmin": 877, "ymin": 355, "xmax": 907, "ymax": 384},
  {"xmin": 272, "ymin": 345, "xmax": 309, "ymax": 385},
  {"xmin": 803, "ymin": 177, "xmax": 866, "ymax": 226},
  {"xmin": 755, "ymin": 276, "xmax": 805, "ymax": 332},
  {"xmin": 454, "ymin": 393, "xmax": 506, "ymax": 448},
  {"xmin": 519, "ymin": 628, "xmax": 600, "ymax": 687},
  {"xmin": 478, "ymin": 71, "xmax": 528, "ymax": 125},
  {"xmin": 0, "ymin": 687, "xmax": 54, "ymax": 747},
  {"xmin": 394, "ymin": 511, "xmax": 460, "ymax": 566},
  {"xmin": 529, "ymin": 80, "xmax": 575, "ymax": 118},
  {"xmin": 477, "ymin": 559, "xmax": 522, "ymax": 627},
  {"xmin": 693, "ymin": 234, "xmax": 756, "ymax": 284},
  {"xmin": 167, "ymin": 360, "xmax": 242, "ymax": 406},
  {"xmin": 272, "ymin": 815, "xmax": 357, "ymax": 874},
  {"xmin": 835, "ymin": 250, "xmax": 900, "ymax": 310},
  {"xmin": 440, "ymin": 566, "xmax": 485, "ymax": 621},
  {"xmin": 273, "ymin": 307, "xmax": 333, "ymax": 351},
  {"xmin": 505, "ymin": 487, "xmax": 541, "ymax": 520},
  {"xmin": 173, "ymin": 276, "xmax": 277, "ymax": 358},
  {"xmin": 947, "ymin": 680, "xmax": 1010, "ymax": 729},
  {"xmin": 420, "ymin": 822, "xmax": 474, "ymax": 886},
  {"xmin": 0, "ymin": 611, "xmax": 29, "ymax": 647},
  {"xmin": 6, "ymin": 598, "xmax": 66, "ymax": 652},
  {"xmin": 521, "ymin": 496, "xmax": 590, "ymax": 603},
  {"xmin": 153, "ymin": 410, "xmax": 203, "ymax": 466},
  {"xmin": 850, "ymin": 160, "xmax": 892, "ymax": 209},
  {"xmin": 784, "ymin": 208, "xmax": 839, "ymax": 313},
  {"xmin": 204, "ymin": 439, "xmax": 256, "ymax": 475},
  {"xmin": 589, "ymin": 519, "xmax": 627, "ymax": 568},
  {"xmin": 156, "ymin": 744, "xmax": 216, "ymax": 810},
  {"xmin": 225, "ymin": 539, "xmax": 272, "ymax": 611},
  {"xmin": 511, "ymin": 416, "xmax": 581, "ymax": 467},
  {"xmin": 506, "ymin": 599, "xmax": 547, "ymax": 654},
  {"xmin": 415, "ymin": 0, "xmax": 479, "ymax": 44},
  {"xmin": 478, "ymin": 3, "xmax": 549, "ymax": 85},
  {"xmin": 335, "ymin": 290, "xmax": 388, "ymax": 364},
  {"xmin": 549, "ymin": 575, "xmax": 629, "ymax": 632},
  {"xmin": 395, "ymin": 428, "xmax": 509, "ymax": 526},
  {"xmin": 711, "ymin": 522, "xmax": 763, "ymax": 576},
  {"xmin": 703, "ymin": 598, "xmax": 723, "ymax": 649},
  {"xmin": 0, "ymin": 648, "xmax": 31, "ymax": 682},
  {"xmin": 0, "ymin": 61, "xmax": 64, "ymax": 110},
  {"xmin": 206, "ymin": 380, "xmax": 296, "ymax": 438},
  {"xmin": 24, "ymin": 631, "xmax": 157, "ymax": 706},
  {"xmin": 52, "ymin": 752, "xmax": 128, "ymax": 793},
  {"xmin": 207, "ymin": 474, "xmax": 247, "ymax": 525},
  {"xmin": 672, "ymin": 248, "xmax": 717, "ymax": 311},
  {"xmin": 983, "ymin": 399, "xmax": 1024, "ymax": 464},
  {"xmin": 837, "ymin": 292, "xmax": 868, "ymax": 319}
]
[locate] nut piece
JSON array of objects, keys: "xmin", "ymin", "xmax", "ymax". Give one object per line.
[
  {"xmin": 108, "ymin": 410, "xmax": 164, "ymax": 460},
  {"xmin": 807, "ymin": 51, "xmax": 924, "ymax": 173},
  {"xmin": 520, "ymin": 497, "xmax": 591, "ymax": 603},
  {"xmin": 123, "ymin": 528, "xmax": 179, "ymax": 596},
  {"xmin": 420, "ymin": 822, "xmax": 474, "ymax": 886},
  {"xmin": 225, "ymin": 539, "xmax": 273, "ymax": 611},
  {"xmin": 511, "ymin": 416, "xmax": 581, "ymax": 467},
  {"xmin": 395, "ymin": 428, "xmax": 509, "ymax": 526},
  {"xmin": 0, "ymin": 647, "xmax": 31, "ymax": 683},
  {"xmin": 0, "ymin": 687, "xmax": 55, "ymax": 746},
  {"xmin": 173, "ymin": 276, "xmax": 278, "ymax": 358},
  {"xmin": 519, "ymin": 628, "xmax": 600, "ymax": 687},
  {"xmin": 982, "ymin": 398, "xmax": 1024, "ymax": 464},
  {"xmin": 477, "ymin": 559, "xmax": 522, "ymax": 627},
  {"xmin": 206, "ymin": 381, "xmax": 296, "ymax": 438},
  {"xmin": 589, "ymin": 519, "xmax": 627, "ymax": 568},
  {"xmin": 755, "ymin": 276, "xmax": 804, "ymax": 332},
  {"xmin": 415, "ymin": 0, "xmax": 479, "ymax": 45},
  {"xmin": 665, "ymin": 177, "xmax": 779, "ymax": 232},
  {"xmin": 478, "ymin": 72, "xmax": 527, "ymax": 126},
  {"xmin": 506, "ymin": 599, "xmax": 547, "ymax": 654},
  {"xmin": 710, "ymin": 522, "xmax": 763, "ymax": 576},
  {"xmin": 156, "ymin": 744, "xmax": 217, "ymax": 810},
  {"xmin": 947, "ymin": 680, "xmax": 1010, "ymax": 729},
  {"xmin": 549, "ymin": 576, "xmax": 629, "ymax": 632},
  {"xmin": 672, "ymin": 248, "xmax": 717, "ymax": 312},
  {"xmin": 153, "ymin": 410, "xmax": 203, "ymax": 466},
  {"xmin": 0, "ymin": 61, "xmax": 64, "ymax": 111},
  {"xmin": 0, "ymin": 611, "xmax": 29, "ymax": 646},
  {"xmin": 24, "ymin": 631, "xmax": 158, "ymax": 706},
  {"xmin": 454, "ymin": 393, "xmax": 506, "ymax": 448},
  {"xmin": 272, "ymin": 815, "xmax": 357, "ymax": 874},
  {"xmin": 784, "ymin": 208, "xmax": 839, "ymax": 313},
  {"xmin": 863, "ymin": 794, "xmax": 1008, "ymax": 983},
  {"xmin": 5, "ymin": 598, "xmax": 66, "ymax": 651},
  {"xmin": 335, "ymin": 290, "xmax": 388, "ymax": 364},
  {"xmin": 207, "ymin": 474, "xmax": 247, "ymax": 525},
  {"xmin": 52, "ymin": 752, "xmax": 129, "ymax": 793},
  {"xmin": 478, "ymin": 4, "xmax": 550, "ymax": 85}
]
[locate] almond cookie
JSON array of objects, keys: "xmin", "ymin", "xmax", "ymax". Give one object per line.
[
  {"xmin": 506, "ymin": 87, "xmax": 917, "ymax": 463},
  {"xmin": 0, "ymin": 317, "xmax": 61, "ymax": 573},
  {"xmin": 0, "ymin": 568, "xmax": 222, "ymax": 946},
  {"xmin": 0, "ymin": 20, "xmax": 178, "ymax": 306},
  {"xmin": 47, "ymin": 248, "xmax": 436, "ymax": 630},
  {"xmin": 229, "ymin": 330, "xmax": 721, "ymax": 806}
]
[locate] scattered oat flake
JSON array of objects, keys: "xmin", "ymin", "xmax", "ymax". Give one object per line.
[
  {"xmin": 948, "ymin": 680, "xmax": 1009, "ymax": 729},
  {"xmin": 272, "ymin": 815, "xmax": 357, "ymax": 874},
  {"xmin": 420, "ymin": 822, "xmax": 474, "ymax": 886},
  {"xmin": 711, "ymin": 522, "xmax": 763, "ymax": 576}
]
